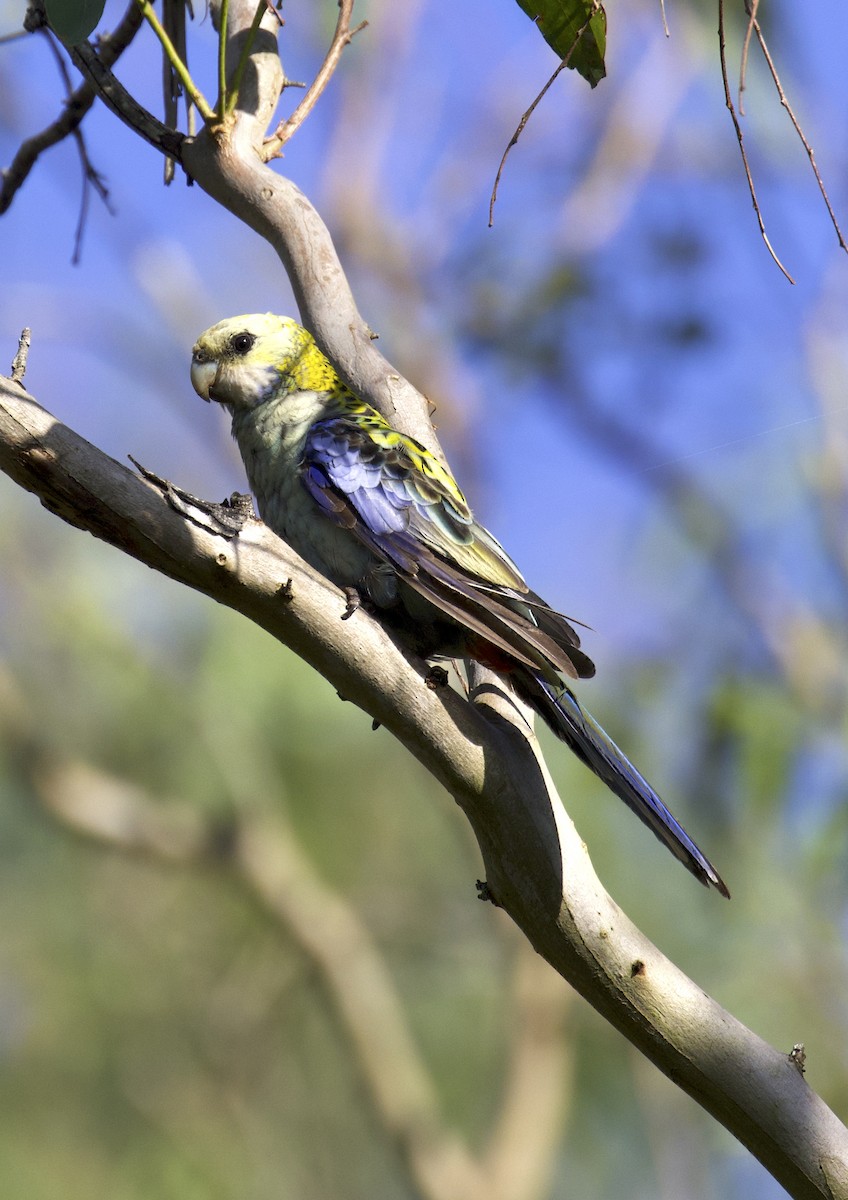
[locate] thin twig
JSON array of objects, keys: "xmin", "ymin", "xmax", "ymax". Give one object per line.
[
  {"xmin": 717, "ymin": 0, "xmax": 794, "ymax": 284},
  {"xmin": 135, "ymin": 0, "xmax": 216, "ymax": 122},
  {"xmin": 264, "ymin": 0, "xmax": 367, "ymax": 156},
  {"xmin": 70, "ymin": 37, "xmax": 186, "ymax": 158},
  {"xmin": 41, "ymin": 31, "xmax": 114, "ymax": 263},
  {"xmin": 217, "ymin": 0, "xmax": 229, "ymax": 117},
  {"xmin": 10, "ymin": 329, "xmax": 31, "ymax": 385},
  {"xmin": 746, "ymin": 2, "xmax": 847, "ymax": 254},
  {"xmin": 659, "ymin": 0, "xmax": 669, "ymax": 39},
  {"xmin": 0, "ymin": 0, "xmax": 142, "ymax": 215},
  {"xmin": 737, "ymin": 0, "xmax": 758, "ymax": 115},
  {"xmin": 223, "ymin": 0, "xmax": 277, "ymax": 118},
  {"xmin": 489, "ymin": 6, "xmax": 598, "ymax": 227},
  {"xmin": 162, "ymin": 0, "xmax": 189, "ymax": 183}
]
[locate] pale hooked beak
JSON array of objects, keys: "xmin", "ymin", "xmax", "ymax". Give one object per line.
[{"xmin": 190, "ymin": 356, "xmax": 218, "ymax": 403}]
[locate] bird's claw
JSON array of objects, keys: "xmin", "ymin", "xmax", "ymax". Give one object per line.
[
  {"xmin": 476, "ymin": 879, "xmax": 500, "ymax": 906},
  {"xmin": 341, "ymin": 587, "xmax": 361, "ymax": 620},
  {"xmin": 425, "ymin": 665, "xmax": 449, "ymax": 690}
]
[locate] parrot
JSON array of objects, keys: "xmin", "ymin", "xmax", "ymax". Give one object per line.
[{"xmin": 190, "ymin": 313, "xmax": 729, "ymax": 897}]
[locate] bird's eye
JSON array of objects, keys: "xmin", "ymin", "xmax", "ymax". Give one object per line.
[{"xmin": 232, "ymin": 332, "xmax": 255, "ymax": 355}]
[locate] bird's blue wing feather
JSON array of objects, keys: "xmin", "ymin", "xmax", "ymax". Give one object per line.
[
  {"xmin": 303, "ymin": 416, "xmax": 527, "ymax": 585},
  {"xmin": 304, "ymin": 423, "xmax": 406, "ymax": 531},
  {"xmin": 301, "ymin": 415, "xmax": 594, "ymax": 679}
]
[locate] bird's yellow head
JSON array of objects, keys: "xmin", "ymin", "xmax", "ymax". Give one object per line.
[{"xmin": 190, "ymin": 313, "xmax": 340, "ymax": 409}]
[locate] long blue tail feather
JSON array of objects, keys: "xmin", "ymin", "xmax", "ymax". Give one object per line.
[{"xmin": 518, "ymin": 673, "xmax": 730, "ymax": 897}]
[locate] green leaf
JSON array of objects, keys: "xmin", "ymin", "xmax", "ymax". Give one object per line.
[
  {"xmin": 516, "ymin": 0, "xmax": 607, "ymax": 88},
  {"xmin": 45, "ymin": 0, "xmax": 106, "ymax": 45}
]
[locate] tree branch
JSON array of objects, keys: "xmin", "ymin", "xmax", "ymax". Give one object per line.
[
  {"xmin": 68, "ymin": 34, "xmax": 185, "ymax": 158},
  {"xmin": 718, "ymin": 0, "xmax": 794, "ymax": 284},
  {"xmin": 0, "ymin": 2, "xmax": 143, "ymax": 215},
  {"xmin": 50, "ymin": 0, "xmax": 435, "ymax": 452},
  {"xmin": 264, "ymin": 0, "xmax": 368, "ymax": 155},
  {"xmin": 180, "ymin": 0, "xmax": 439, "ymax": 455},
  {"xmin": 1, "ymin": 373, "xmax": 847, "ymax": 1199}
]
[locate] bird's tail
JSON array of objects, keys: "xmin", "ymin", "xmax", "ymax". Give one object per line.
[{"xmin": 515, "ymin": 672, "xmax": 730, "ymax": 897}]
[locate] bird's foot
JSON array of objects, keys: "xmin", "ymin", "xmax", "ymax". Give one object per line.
[
  {"xmin": 475, "ymin": 879, "xmax": 500, "ymax": 906},
  {"xmin": 425, "ymin": 665, "xmax": 450, "ymax": 690},
  {"xmin": 341, "ymin": 587, "xmax": 362, "ymax": 620}
]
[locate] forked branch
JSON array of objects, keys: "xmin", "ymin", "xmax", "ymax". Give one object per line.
[
  {"xmin": 264, "ymin": 0, "xmax": 368, "ymax": 156},
  {"xmin": 718, "ymin": 0, "xmax": 794, "ymax": 282}
]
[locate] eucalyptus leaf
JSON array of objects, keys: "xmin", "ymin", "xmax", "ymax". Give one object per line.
[
  {"xmin": 45, "ymin": 0, "xmax": 106, "ymax": 45},
  {"xmin": 516, "ymin": 0, "xmax": 607, "ymax": 87}
]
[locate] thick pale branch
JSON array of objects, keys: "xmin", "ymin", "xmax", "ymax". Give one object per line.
[
  {"xmin": 1, "ymin": 375, "xmax": 847, "ymax": 1199},
  {"xmin": 59, "ymin": 0, "xmax": 436, "ymax": 451},
  {"xmin": 178, "ymin": 0, "xmax": 438, "ymax": 454},
  {"xmin": 181, "ymin": 124, "xmax": 439, "ymax": 452}
]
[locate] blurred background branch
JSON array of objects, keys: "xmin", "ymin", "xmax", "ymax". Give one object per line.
[{"xmin": 30, "ymin": 752, "xmax": 573, "ymax": 1200}]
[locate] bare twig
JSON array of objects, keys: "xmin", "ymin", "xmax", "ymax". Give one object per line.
[
  {"xmin": 135, "ymin": 0, "xmax": 216, "ymax": 122},
  {"xmin": 745, "ymin": 1, "xmax": 847, "ymax": 254},
  {"xmin": 0, "ymin": 0, "xmax": 142, "ymax": 215},
  {"xmin": 10, "ymin": 329, "xmax": 31, "ymax": 385},
  {"xmin": 162, "ymin": 0, "xmax": 189, "ymax": 182},
  {"xmin": 489, "ymin": 5, "xmax": 599, "ymax": 227},
  {"xmin": 223, "ymin": 0, "xmax": 278, "ymax": 117},
  {"xmin": 737, "ymin": 0, "xmax": 758, "ymax": 114},
  {"xmin": 263, "ymin": 0, "xmax": 367, "ymax": 156},
  {"xmin": 41, "ymin": 32, "xmax": 114, "ymax": 263},
  {"xmin": 69, "ymin": 37, "xmax": 185, "ymax": 158},
  {"xmin": 717, "ymin": 0, "xmax": 794, "ymax": 283}
]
